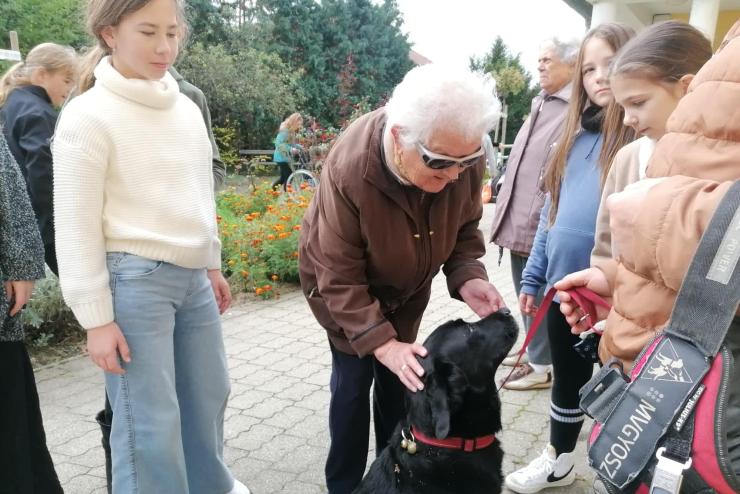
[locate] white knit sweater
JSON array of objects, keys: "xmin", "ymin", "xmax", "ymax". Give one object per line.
[{"xmin": 53, "ymin": 57, "xmax": 220, "ymax": 329}]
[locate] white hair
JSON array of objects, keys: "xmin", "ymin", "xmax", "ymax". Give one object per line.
[
  {"xmin": 385, "ymin": 64, "xmax": 501, "ymax": 149},
  {"xmin": 539, "ymin": 36, "xmax": 580, "ymax": 65}
]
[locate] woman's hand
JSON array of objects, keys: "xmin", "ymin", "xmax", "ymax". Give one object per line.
[
  {"xmin": 459, "ymin": 278, "xmax": 505, "ymax": 317},
  {"xmin": 518, "ymin": 292, "xmax": 537, "ymax": 316},
  {"xmin": 373, "ymin": 339, "xmax": 428, "ymax": 392},
  {"xmin": 207, "ymin": 269, "xmax": 232, "ymax": 314},
  {"xmin": 87, "ymin": 322, "xmax": 131, "ymax": 374},
  {"xmin": 554, "ymin": 268, "xmax": 612, "ymax": 334},
  {"xmin": 4, "ymin": 280, "xmax": 34, "ymax": 316}
]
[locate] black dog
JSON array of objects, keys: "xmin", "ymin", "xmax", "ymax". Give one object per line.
[{"xmin": 353, "ymin": 309, "xmax": 518, "ymax": 494}]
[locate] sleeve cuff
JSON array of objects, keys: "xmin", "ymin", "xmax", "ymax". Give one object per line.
[
  {"xmin": 446, "ymin": 263, "xmax": 488, "ymax": 299},
  {"xmin": 349, "ymin": 319, "xmax": 398, "ymax": 358},
  {"xmin": 70, "ymin": 294, "xmax": 115, "ymax": 330},
  {"xmin": 520, "ymin": 283, "xmax": 540, "ymax": 296}
]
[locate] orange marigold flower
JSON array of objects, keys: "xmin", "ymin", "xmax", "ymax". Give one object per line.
[
  {"xmin": 280, "ymin": 215, "xmax": 289, "ymax": 221},
  {"xmin": 267, "ymin": 234, "xmax": 276, "ymax": 240},
  {"xmin": 271, "ymin": 274, "xmax": 279, "ymax": 281},
  {"xmin": 278, "ymin": 232, "xmax": 289, "ymax": 239},
  {"xmin": 216, "ymin": 215, "xmax": 223, "ymax": 223},
  {"xmin": 293, "ymin": 225, "xmax": 301, "ymax": 231},
  {"xmin": 255, "ymin": 288, "xmax": 264, "ymax": 295},
  {"xmin": 241, "ymin": 270, "xmax": 249, "ymax": 278},
  {"xmin": 300, "ymin": 183, "xmax": 308, "ymax": 190},
  {"xmin": 263, "ymin": 285, "xmax": 272, "ymax": 291},
  {"xmin": 240, "ymin": 253, "xmax": 248, "ymax": 259}
]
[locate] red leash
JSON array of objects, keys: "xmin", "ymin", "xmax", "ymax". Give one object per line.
[{"xmin": 498, "ymin": 286, "xmax": 611, "ymax": 390}]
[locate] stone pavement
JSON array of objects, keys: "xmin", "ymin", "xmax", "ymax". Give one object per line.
[{"xmin": 38, "ymin": 202, "xmax": 595, "ymax": 493}]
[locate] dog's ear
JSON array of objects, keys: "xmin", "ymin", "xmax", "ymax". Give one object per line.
[{"xmin": 425, "ymin": 358, "xmax": 452, "ymax": 438}]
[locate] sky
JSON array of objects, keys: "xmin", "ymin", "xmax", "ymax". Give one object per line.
[{"xmin": 395, "ymin": 0, "xmax": 588, "ymax": 83}]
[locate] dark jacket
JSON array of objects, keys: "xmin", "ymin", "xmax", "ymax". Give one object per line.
[
  {"xmin": 0, "ymin": 85, "xmax": 57, "ymax": 246},
  {"xmin": 168, "ymin": 67, "xmax": 225, "ymax": 191},
  {"xmin": 299, "ymin": 109, "xmax": 489, "ymax": 357},
  {"xmin": 0, "ymin": 134, "xmax": 46, "ymax": 342}
]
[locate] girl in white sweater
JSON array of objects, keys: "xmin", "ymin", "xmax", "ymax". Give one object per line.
[{"xmin": 53, "ymin": 1, "xmax": 248, "ymax": 493}]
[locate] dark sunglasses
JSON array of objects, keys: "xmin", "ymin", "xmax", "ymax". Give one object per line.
[{"xmin": 416, "ymin": 141, "xmax": 484, "ymax": 170}]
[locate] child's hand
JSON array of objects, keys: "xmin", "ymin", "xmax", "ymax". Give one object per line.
[
  {"xmin": 207, "ymin": 269, "xmax": 232, "ymax": 314},
  {"xmin": 4, "ymin": 280, "xmax": 35, "ymax": 316},
  {"xmin": 87, "ymin": 322, "xmax": 130, "ymax": 374}
]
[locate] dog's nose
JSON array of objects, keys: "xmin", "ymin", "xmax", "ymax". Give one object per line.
[{"xmin": 497, "ymin": 307, "xmax": 511, "ymax": 316}]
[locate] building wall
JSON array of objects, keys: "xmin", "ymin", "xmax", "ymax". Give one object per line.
[{"xmin": 672, "ymin": 10, "xmax": 740, "ymax": 47}]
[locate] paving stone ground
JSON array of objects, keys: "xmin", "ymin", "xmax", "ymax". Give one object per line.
[{"xmin": 38, "ymin": 202, "xmax": 595, "ymax": 493}]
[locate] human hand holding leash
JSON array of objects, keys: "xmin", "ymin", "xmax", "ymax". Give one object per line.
[
  {"xmin": 374, "ymin": 338, "xmax": 428, "ymax": 392},
  {"xmin": 554, "ymin": 268, "xmax": 612, "ymax": 334},
  {"xmin": 87, "ymin": 321, "xmax": 131, "ymax": 375}
]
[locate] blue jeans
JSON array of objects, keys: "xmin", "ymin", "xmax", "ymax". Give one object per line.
[{"xmin": 104, "ymin": 253, "xmax": 233, "ymax": 494}]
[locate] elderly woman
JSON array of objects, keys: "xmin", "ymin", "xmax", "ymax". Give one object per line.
[{"xmin": 299, "ymin": 64, "xmax": 505, "ymax": 494}]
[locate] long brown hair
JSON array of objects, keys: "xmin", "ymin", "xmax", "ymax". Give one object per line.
[
  {"xmin": 598, "ymin": 21, "xmax": 712, "ymax": 185},
  {"xmin": 78, "ymin": 0, "xmax": 188, "ymax": 94},
  {"xmin": 543, "ymin": 23, "xmax": 635, "ymax": 224},
  {"xmin": 0, "ymin": 43, "xmax": 77, "ymax": 106}
]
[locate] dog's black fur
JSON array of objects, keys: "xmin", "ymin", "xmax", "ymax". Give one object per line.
[{"xmin": 353, "ymin": 309, "xmax": 518, "ymax": 494}]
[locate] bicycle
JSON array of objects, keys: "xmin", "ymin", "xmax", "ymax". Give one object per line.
[{"xmin": 286, "ymin": 147, "xmax": 320, "ymax": 194}]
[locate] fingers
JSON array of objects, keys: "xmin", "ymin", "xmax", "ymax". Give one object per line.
[
  {"xmin": 220, "ymin": 283, "xmax": 232, "ymax": 313},
  {"xmin": 9, "ymin": 297, "xmax": 24, "ymax": 317},
  {"xmin": 554, "ymin": 269, "xmax": 590, "ymax": 291},
  {"xmin": 399, "ymin": 362, "xmax": 424, "ymax": 392},
  {"xmin": 395, "ymin": 344, "xmax": 427, "ymax": 392},
  {"xmin": 117, "ymin": 333, "xmax": 132, "ymax": 364},
  {"xmin": 4, "ymin": 281, "xmax": 13, "ymax": 302}
]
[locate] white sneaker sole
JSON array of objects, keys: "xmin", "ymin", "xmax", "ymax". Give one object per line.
[{"xmin": 504, "ymin": 471, "xmax": 575, "ymax": 493}]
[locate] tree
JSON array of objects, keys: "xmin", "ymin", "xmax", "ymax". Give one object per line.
[
  {"xmin": 177, "ymin": 43, "xmax": 305, "ymax": 148},
  {"xmin": 470, "ymin": 37, "xmax": 540, "ymax": 144},
  {"xmin": 0, "ymin": 0, "xmax": 88, "ymax": 53},
  {"xmin": 252, "ymin": 0, "xmax": 413, "ymax": 125}
]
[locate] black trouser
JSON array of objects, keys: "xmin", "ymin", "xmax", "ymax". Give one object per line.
[
  {"xmin": 271, "ymin": 162, "xmax": 292, "ymax": 190},
  {"xmin": 547, "ymin": 303, "xmax": 595, "ymax": 455},
  {"xmin": 326, "ymin": 344, "xmax": 406, "ymax": 494},
  {"xmin": 44, "ymin": 242, "xmax": 58, "ymax": 277},
  {"xmin": 0, "ymin": 342, "xmax": 63, "ymax": 494}
]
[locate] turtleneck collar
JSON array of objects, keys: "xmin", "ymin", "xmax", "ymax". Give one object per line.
[{"xmin": 94, "ymin": 56, "xmax": 179, "ymax": 110}]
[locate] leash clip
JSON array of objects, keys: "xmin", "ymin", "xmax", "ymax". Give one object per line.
[{"xmin": 649, "ymin": 447, "xmax": 692, "ymax": 494}]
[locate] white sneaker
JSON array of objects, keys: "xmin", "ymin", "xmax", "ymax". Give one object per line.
[
  {"xmin": 505, "ymin": 444, "xmax": 575, "ymax": 493},
  {"xmin": 502, "ymin": 351, "xmax": 529, "ymax": 367},
  {"xmin": 227, "ymin": 480, "xmax": 251, "ymax": 494}
]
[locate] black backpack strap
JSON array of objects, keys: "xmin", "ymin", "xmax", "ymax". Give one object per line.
[{"xmin": 666, "ymin": 180, "xmax": 740, "ymax": 356}]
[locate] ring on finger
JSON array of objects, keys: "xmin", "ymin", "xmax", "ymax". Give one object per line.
[
  {"xmin": 578, "ymin": 313, "xmax": 590, "ymax": 323},
  {"xmin": 401, "ymin": 364, "xmax": 408, "ymax": 372}
]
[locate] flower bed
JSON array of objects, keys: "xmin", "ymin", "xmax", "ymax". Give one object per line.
[{"xmin": 217, "ymin": 183, "xmax": 314, "ymax": 298}]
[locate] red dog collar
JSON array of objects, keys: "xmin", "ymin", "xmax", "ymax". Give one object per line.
[{"xmin": 410, "ymin": 426, "xmax": 496, "ymax": 452}]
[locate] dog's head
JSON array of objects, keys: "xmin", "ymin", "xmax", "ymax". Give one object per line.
[{"xmin": 406, "ymin": 309, "xmax": 518, "ymax": 440}]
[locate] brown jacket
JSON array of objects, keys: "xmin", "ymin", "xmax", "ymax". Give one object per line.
[
  {"xmin": 490, "ymin": 83, "xmax": 571, "ymax": 254},
  {"xmin": 299, "ymin": 109, "xmax": 489, "ymax": 357},
  {"xmin": 595, "ymin": 23, "xmax": 740, "ymax": 369}
]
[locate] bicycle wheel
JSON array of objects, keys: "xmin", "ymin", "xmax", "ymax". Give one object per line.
[{"xmin": 286, "ymin": 169, "xmax": 318, "ymax": 194}]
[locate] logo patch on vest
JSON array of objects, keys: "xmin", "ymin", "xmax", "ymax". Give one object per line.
[{"xmin": 646, "ymin": 340, "xmax": 693, "ymax": 383}]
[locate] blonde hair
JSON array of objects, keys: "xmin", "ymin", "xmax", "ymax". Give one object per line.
[
  {"xmin": 543, "ymin": 23, "xmax": 635, "ymax": 225},
  {"xmin": 280, "ymin": 112, "xmax": 303, "ymax": 132},
  {"xmin": 0, "ymin": 43, "xmax": 78, "ymax": 106},
  {"xmin": 78, "ymin": 0, "xmax": 188, "ymax": 94}
]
